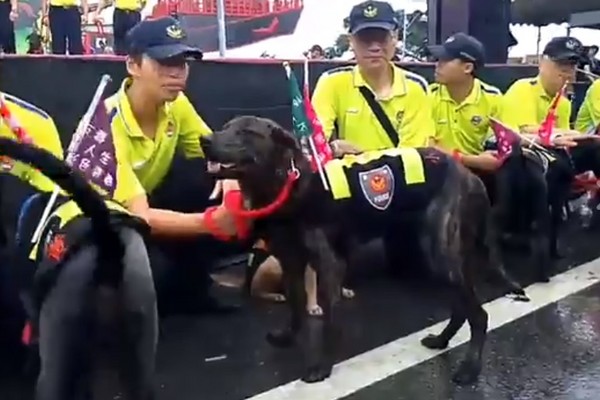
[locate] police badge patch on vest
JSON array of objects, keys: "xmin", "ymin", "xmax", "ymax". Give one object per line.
[
  {"xmin": 0, "ymin": 155, "xmax": 14, "ymax": 171},
  {"xmin": 358, "ymin": 164, "xmax": 395, "ymax": 210}
]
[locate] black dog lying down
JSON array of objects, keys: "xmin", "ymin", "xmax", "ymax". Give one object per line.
[
  {"xmin": 200, "ymin": 116, "xmax": 527, "ymax": 385},
  {"xmin": 494, "ymin": 142, "xmax": 574, "ymax": 282},
  {"xmin": 0, "ymin": 138, "xmax": 156, "ymax": 400}
]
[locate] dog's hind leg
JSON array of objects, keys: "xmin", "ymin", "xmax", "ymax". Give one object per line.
[
  {"xmin": 114, "ymin": 228, "xmax": 158, "ymax": 400},
  {"xmin": 35, "ymin": 249, "xmax": 98, "ymax": 400}
]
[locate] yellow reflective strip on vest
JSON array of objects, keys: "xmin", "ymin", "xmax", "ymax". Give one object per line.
[
  {"xmin": 397, "ymin": 148, "xmax": 426, "ymax": 184},
  {"xmin": 325, "ymin": 148, "xmax": 425, "ymax": 200},
  {"xmin": 28, "ymin": 200, "xmax": 130, "ymax": 260},
  {"xmin": 325, "ymin": 159, "xmax": 352, "ymax": 200}
]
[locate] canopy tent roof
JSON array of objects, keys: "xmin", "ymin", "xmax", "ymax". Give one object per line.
[{"xmin": 512, "ymin": 0, "xmax": 600, "ymax": 26}]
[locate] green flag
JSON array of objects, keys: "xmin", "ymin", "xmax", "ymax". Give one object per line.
[{"xmin": 288, "ymin": 70, "xmax": 311, "ymax": 138}]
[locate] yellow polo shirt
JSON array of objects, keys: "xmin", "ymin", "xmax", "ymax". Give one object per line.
[
  {"xmin": 500, "ymin": 76, "xmax": 571, "ymax": 132},
  {"xmin": 0, "ymin": 92, "xmax": 64, "ymax": 193},
  {"xmin": 575, "ymin": 80, "xmax": 600, "ymax": 133},
  {"xmin": 104, "ymin": 78, "xmax": 212, "ymax": 203},
  {"xmin": 311, "ymin": 64, "xmax": 434, "ymax": 150},
  {"xmin": 49, "ymin": 0, "xmax": 78, "ymax": 6},
  {"xmin": 114, "ymin": 0, "xmax": 144, "ymax": 10},
  {"xmin": 430, "ymin": 79, "xmax": 502, "ymax": 155}
]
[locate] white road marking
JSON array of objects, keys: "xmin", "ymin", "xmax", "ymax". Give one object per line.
[{"xmin": 248, "ymin": 257, "xmax": 600, "ymax": 400}]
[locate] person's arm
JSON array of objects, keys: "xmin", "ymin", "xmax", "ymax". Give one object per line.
[
  {"xmin": 95, "ymin": 0, "xmax": 112, "ymax": 14},
  {"xmin": 41, "ymin": 0, "xmax": 49, "ymax": 16},
  {"xmin": 311, "ymin": 73, "xmax": 338, "ymax": 140},
  {"xmin": 399, "ymin": 83, "xmax": 436, "ymax": 147},
  {"xmin": 580, "ymin": 82, "xmax": 600, "ymax": 129},
  {"xmin": 81, "ymin": 0, "xmax": 89, "ymax": 18},
  {"xmin": 10, "ymin": 0, "xmax": 17, "ymax": 13}
]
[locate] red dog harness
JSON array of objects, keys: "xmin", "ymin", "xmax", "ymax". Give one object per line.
[{"xmin": 204, "ymin": 170, "xmax": 300, "ymax": 241}]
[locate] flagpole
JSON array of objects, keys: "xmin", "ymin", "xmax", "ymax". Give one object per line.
[
  {"xmin": 31, "ymin": 74, "xmax": 112, "ymax": 244},
  {"xmin": 302, "ymin": 59, "xmax": 330, "ymax": 191}
]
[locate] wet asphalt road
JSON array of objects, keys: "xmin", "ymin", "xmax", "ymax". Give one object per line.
[{"xmin": 2, "ymin": 224, "xmax": 600, "ymax": 400}]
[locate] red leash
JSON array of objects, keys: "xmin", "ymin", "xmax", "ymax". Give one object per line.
[{"xmin": 204, "ymin": 171, "xmax": 300, "ymax": 241}]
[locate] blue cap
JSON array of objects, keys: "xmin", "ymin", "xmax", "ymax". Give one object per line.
[
  {"xmin": 543, "ymin": 36, "xmax": 585, "ymax": 63},
  {"xmin": 428, "ymin": 33, "xmax": 485, "ymax": 67},
  {"xmin": 126, "ymin": 17, "xmax": 203, "ymax": 60},
  {"xmin": 348, "ymin": 1, "xmax": 398, "ymax": 35}
]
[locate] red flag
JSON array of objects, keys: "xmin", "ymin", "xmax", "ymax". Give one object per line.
[
  {"xmin": 538, "ymin": 83, "xmax": 567, "ymax": 145},
  {"xmin": 302, "ymin": 83, "xmax": 333, "ymax": 169},
  {"xmin": 490, "ymin": 118, "xmax": 520, "ymax": 160}
]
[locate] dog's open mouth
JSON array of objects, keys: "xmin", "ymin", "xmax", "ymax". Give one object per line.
[{"xmin": 207, "ymin": 162, "xmax": 236, "ymax": 173}]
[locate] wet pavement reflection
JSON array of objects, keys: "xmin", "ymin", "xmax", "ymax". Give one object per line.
[{"xmin": 346, "ymin": 284, "xmax": 600, "ymax": 400}]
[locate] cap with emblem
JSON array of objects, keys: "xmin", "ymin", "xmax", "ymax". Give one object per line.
[
  {"xmin": 126, "ymin": 17, "xmax": 203, "ymax": 60},
  {"xmin": 427, "ymin": 33, "xmax": 485, "ymax": 67},
  {"xmin": 347, "ymin": 0, "xmax": 398, "ymax": 35},
  {"xmin": 542, "ymin": 36, "xmax": 585, "ymax": 63}
]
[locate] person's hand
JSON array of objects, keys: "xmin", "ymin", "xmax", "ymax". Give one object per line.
[
  {"xmin": 41, "ymin": 14, "xmax": 49, "ymax": 26},
  {"xmin": 331, "ymin": 140, "xmax": 362, "ymax": 157},
  {"xmin": 472, "ymin": 151, "xmax": 501, "ymax": 172},
  {"xmin": 9, "ymin": 9, "xmax": 18, "ymax": 22},
  {"xmin": 209, "ymin": 205, "xmax": 237, "ymax": 237},
  {"xmin": 551, "ymin": 134, "xmax": 579, "ymax": 148}
]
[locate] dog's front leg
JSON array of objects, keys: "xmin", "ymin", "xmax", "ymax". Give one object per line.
[
  {"xmin": 265, "ymin": 247, "xmax": 307, "ymax": 349},
  {"xmin": 301, "ymin": 229, "xmax": 344, "ymax": 383}
]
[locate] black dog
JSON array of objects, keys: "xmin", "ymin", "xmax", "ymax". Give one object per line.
[
  {"xmin": 200, "ymin": 116, "xmax": 527, "ymax": 385},
  {"xmin": 494, "ymin": 143, "xmax": 574, "ymax": 282},
  {"xmin": 0, "ymin": 138, "xmax": 156, "ymax": 400}
]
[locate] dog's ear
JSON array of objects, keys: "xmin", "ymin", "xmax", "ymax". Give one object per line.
[{"xmin": 270, "ymin": 124, "xmax": 299, "ymax": 150}]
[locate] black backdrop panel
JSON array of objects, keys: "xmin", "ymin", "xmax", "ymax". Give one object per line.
[{"xmin": 0, "ymin": 56, "xmax": 539, "ymax": 148}]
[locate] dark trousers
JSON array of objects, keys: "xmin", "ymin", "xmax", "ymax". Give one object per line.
[
  {"xmin": 48, "ymin": 5, "xmax": 83, "ymax": 55},
  {"xmin": 145, "ymin": 155, "xmax": 245, "ymax": 314},
  {"xmin": 0, "ymin": 2, "xmax": 16, "ymax": 53},
  {"xmin": 113, "ymin": 8, "xmax": 140, "ymax": 55}
]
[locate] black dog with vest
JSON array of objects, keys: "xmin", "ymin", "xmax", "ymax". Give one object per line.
[
  {"xmin": 0, "ymin": 137, "xmax": 156, "ymax": 400},
  {"xmin": 200, "ymin": 116, "xmax": 527, "ymax": 385}
]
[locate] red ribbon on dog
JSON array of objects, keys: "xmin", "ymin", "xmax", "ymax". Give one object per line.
[{"xmin": 204, "ymin": 171, "xmax": 300, "ymax": 241}]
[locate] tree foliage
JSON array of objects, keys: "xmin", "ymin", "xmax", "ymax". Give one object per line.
[{"xmin": 512, "ymin": 0, "xmax": 600, "ymax": 26}]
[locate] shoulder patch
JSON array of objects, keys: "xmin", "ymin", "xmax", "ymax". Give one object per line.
[
  {"xmin": 480, "ymin": 83, "xmax": 501, "ymax": 95},
  {"xmin": 404, "ymin": 71, "xmax": 429, "ymax": 92},
  {"xmin": 3, "ymin": 93, "xmax": 50, "ymax": 120},
  {"xmin": 324, "ymin": 66, "xmax": 353, "ymax": 76}
]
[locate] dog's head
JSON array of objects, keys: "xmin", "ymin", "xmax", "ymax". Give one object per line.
[{"xmin": 200, "ymin": 116, "xmax": 304, "ymax": 183}]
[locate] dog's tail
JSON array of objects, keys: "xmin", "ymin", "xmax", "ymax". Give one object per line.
[
  {"xmin": 0, "ymin": 137, "xmax": 124, "ymax": 287},
  {"xmin": 478, "ymin": 194, "xmax": 529, "ymax": 302}
]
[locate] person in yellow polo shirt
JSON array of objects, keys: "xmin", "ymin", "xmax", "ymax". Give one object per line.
[
  {"xmin": 105, "ymin": 17, "xmax": 238, "ymax": 315},
  {"xmin": 428, "ymin": 33, "xmax": 502, "ymax": 173},
  {"xmin": 500, "ymin": 36, "xmax": 586, "ymax": 147},
  {"xmin": 94, "ymin": 0, "xmax": 143, "ymax": 55},
  {"xmin": 0, "ymin": 92, "xmax": 64, "ymax": 193},
  {"xmin": 311, "ymin": 0, "xmax": 434, "ymax": 154},
  {"xmin": 0, "ymin": 0, "xmax": 18, "ymax": 54},
  {"xmin": 42, "ymin": 0, "xmax": 87, "ymax": 54},
  {"xmin": 575, "ymin": 79, "xmax": 600, "ymax": 133}
]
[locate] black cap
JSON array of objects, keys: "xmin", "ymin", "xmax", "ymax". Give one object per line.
[
  {"xmin": 542, "ymin": 36, "xmax": 584, "ymax": 63},
  {"xmin": 428, "ymin": 33, "xmax": 485, "ymax": 67},
  {"xmin": 126, "ymin": 17, "xmax": 203, "ymax": 60},
  {"xmin": 347, "ymin": 1, "xmax": 398, "ymax": 35}
]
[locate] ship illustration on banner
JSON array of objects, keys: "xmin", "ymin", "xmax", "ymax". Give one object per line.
[{"xmin": 11, "ymin": 0, "xmax": 303, "ymax": 54}]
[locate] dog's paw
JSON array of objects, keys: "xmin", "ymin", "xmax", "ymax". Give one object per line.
[
  {"xmin": 302, "ymin": 364, "xmax": 333, "ymax": 383},
  {"xmin": 342, "ymin": 288, "xmax": 355, "ymax": 299},
  {"xmin": 452, "ymin": 360, "xmax": 481, "ymax": 385},
  {"xmin": 420, "ymin": 334, "xmax": 449, "ymax": 350},
  {"xmin": 266, "ymin": 329, "xmax": 296, "ymax": 348}
]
